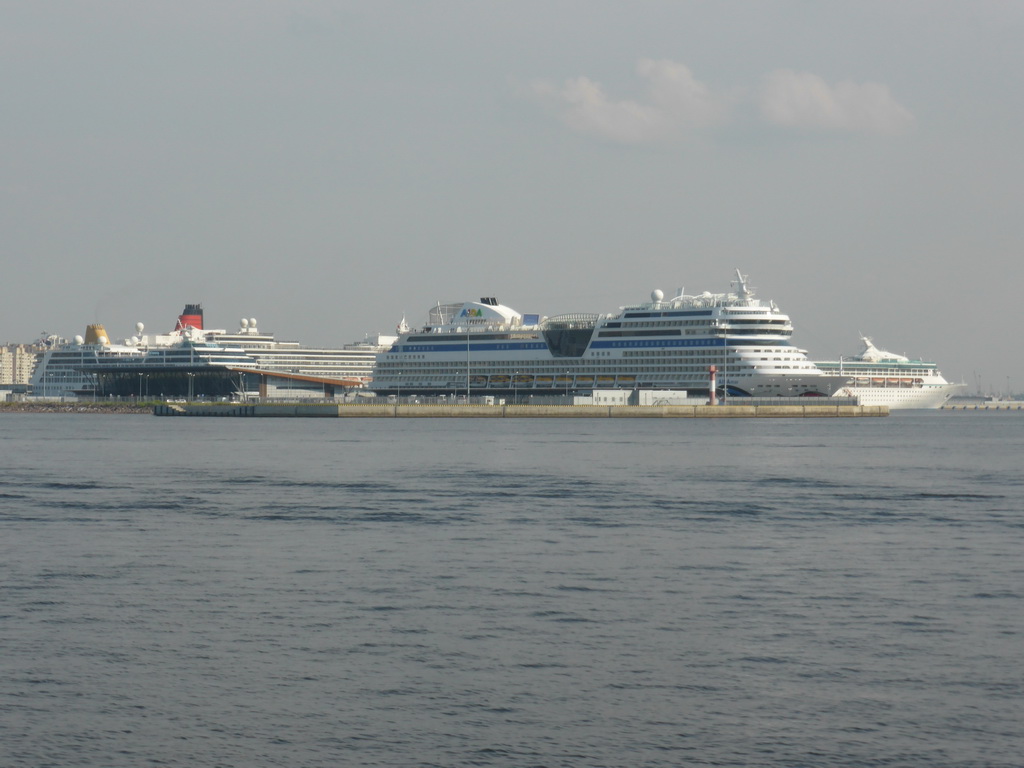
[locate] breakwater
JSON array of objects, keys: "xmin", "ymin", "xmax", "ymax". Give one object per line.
[
  {"xmin": 154, "ymin": 403, "xmax": 888, "ymax": 418},
  {"xmin": 942, "ymin": 401, "xmax": 1024, "ymax": 410},
  {"xmin": 0, "ymin": 402, "xmax": 150, "ymax": 415}
]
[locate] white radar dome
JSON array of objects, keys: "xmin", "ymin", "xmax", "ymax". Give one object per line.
[
  {"xmin": 240, "ymin": 318, "xmax": 249, "ymax": 328},
  {"xmin": 74, "ymin": 335, "xmax": 84, "ymax": 345},
  {"xmin": 98, "ymin": 336, "xmax": 108, "ymax": 344},
  {"xmin": 131, "ymin": 336, "xmax": 139, "ymax": 345},
  {"xmin": 651, "ymin": 289, "xmax": 664, "ymax": 302},
  {"xmin": 249, "ymin": 318, "xmax": 257, "ymax": 328},
  {"xmin": 135, "ymin": 322, "xmax": 144, "ymax": 334}
]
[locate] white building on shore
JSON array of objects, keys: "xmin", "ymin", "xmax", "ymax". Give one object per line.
[{"xmin": 0, "ymin": 344, "xmax": 39, "ymax": 386}]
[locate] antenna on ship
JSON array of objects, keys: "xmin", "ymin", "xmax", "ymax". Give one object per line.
[{"xmin": 732, "ymin": 269, "xmax": 751, "ymax": 300}]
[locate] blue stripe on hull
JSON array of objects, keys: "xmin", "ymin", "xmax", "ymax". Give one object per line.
[
  {"xmin": 390, "ymin": 337, "xmax": 792, "ymax": 354},
  {"xmin": 590, "ymin": 338, "xmax": 726, "ymax": 350},
  {"xmin": 392, "ymin": 342, "xmax": 549, "ymax": 354}
]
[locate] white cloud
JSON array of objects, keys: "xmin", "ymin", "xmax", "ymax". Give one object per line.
[
  {"xmin": 528, "ymin": 59, "xmax": 728, "ymax": 144},
  {"xmin": 759, "ymin": 69, "xmax": 914, "ymax": 134},
  {"xmin": 526, "ymin": 61, "xmax": 915, "ymax": 141}
]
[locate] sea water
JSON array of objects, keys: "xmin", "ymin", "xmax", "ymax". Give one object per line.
[{"xmin": 1, "ymin": 411, "xmax": 1022, "ymax": 767}]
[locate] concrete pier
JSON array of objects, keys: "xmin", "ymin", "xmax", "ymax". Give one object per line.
[
  {"xmin": 154, "ymin": 403, "xmax": 888, "ymax": 418},
  {"xmin": 942, "ymin": 401, "xmax": 1024, "ymax": 410}
]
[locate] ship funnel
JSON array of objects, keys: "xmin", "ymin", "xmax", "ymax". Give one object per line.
[
  {"xmin": 85, "ymin": 324, "xmax": 110, "ymax": 345},
  {"xmin": 175, "ymin": 303, "xmax": 204, "ymax": 332}
]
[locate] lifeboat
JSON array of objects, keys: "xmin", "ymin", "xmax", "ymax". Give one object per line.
[
  {"xmin": 512, "ymin": 374, "xmax": 533, "ymax": 385},
  {"xmin": 535, "ymin": 375, "xmax": 554, "ymax": 386},
  {"xmin": 469, "ymin": 375, "xmax": 488, "ymax": 387},
  {"xmin": 489, "ymin": 375, "xmax": 510, "ymax": 387}
]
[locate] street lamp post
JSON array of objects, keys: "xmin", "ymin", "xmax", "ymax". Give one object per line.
[{"xmin": 722, "ymin": 356, "xmax": 727, "ymax": 405}]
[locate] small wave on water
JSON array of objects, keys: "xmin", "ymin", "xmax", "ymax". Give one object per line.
[{"xmin": 1, "ymin": 413, "xmax": 1022, "ymax": 767}]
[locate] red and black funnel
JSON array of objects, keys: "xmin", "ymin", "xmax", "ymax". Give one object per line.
[{"xmin": 175, "ymin": 303, "xmax": 204, "ymax": 332}]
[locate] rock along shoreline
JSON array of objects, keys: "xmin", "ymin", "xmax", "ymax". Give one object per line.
[{"xmin": 0, "ymin": 402, "xmax": 152, "ymax": 415}]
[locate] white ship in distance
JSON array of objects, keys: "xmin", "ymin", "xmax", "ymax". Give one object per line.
[{"xmin": 813, "ymin": 336, "xmax": 962, "ymax": 409}]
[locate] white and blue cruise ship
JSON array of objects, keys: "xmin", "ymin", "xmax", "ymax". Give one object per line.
[{"xmin": 372, "ymin": 270, "xmax": 833, "ymax": 398}]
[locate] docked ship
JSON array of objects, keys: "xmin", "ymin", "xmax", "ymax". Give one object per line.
[
  {"xmin": 29, "ymin": 304, "xmax": 395, "ymax": 399},
  {"xmin": 29, "ymin": 307, "xmax": 260, "ymax": 398},
  {"xmin": 204, "ymin": 317, "xmax": 395, "ymax": 392},
  {"xmin": 813, "ymin": 337, "xmax": 961, "ymax": 409},
  {"xmin": 371, "ymin": 270, "xmax": 834, "ymax": 398},
  {"xmin": 29, "ymin": 324, "xmax": 151, "ymax": 398}
]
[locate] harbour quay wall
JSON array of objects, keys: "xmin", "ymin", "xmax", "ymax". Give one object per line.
[
  {"xmin": 154, "ymin": 403, "xmax": 888, "ymax": 418},
  {"xmin": 942, "ymin": 402, "xmax": 1024, "ymax": 410}
]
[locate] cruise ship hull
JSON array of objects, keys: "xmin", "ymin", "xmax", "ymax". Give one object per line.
[
  {"xmin": 828, "ymin": 384, "xmax": 959, "ymax": 409},
  {"xmin": 376, "ymin": 369, "xmax": 829, "ymax": 399}
]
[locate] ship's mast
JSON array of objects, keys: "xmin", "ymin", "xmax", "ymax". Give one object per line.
[{"xmin": 732, "ymin": 268, "xmax": 751, "ymax": 301}]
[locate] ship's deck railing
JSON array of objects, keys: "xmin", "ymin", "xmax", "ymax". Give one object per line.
[{"xmin": 541, "ymin": 313, "xmax": 602, "ymax": 330}]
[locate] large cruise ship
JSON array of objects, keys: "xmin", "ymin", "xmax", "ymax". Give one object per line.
[
  {"xmin": 372, "ymin": 271, "xmax": 833, "ymax": 398},
  {"xmin": 29, "ymin": 308, "xmax": 261, "ymax": 398},
  {"xmin": 30, "ymin": 304, "xmax": 395, "ymax": 399},
  {"xmin": 813, "ymin": 337, "xmax": 962, "ymax": 409},
  {"xmin": 205, "ymin": 319, "xmax": 395, "ymax": 388},
  {"xmin": 29, "ymin": 324, "xmax": 152, "ymax": 398}
]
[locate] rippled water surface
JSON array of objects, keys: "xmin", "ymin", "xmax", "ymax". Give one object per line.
[{"xmin": 2, "ymin": 411, "xmax": 1023, "ymax": 767}]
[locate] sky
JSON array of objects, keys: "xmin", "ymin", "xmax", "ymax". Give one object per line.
[{"xmin": 2, "ymin": 1, "xmax": 1022, "ymax": 395}]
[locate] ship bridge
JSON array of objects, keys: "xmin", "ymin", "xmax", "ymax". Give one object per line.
[{"xmin": 540, "ymin": 314, "xmax": 601, "ymax": 357}]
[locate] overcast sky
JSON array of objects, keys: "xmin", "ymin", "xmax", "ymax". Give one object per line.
[{"xmin": 2, "ymin": 1, "xmax": 1021, "ymax": 394}]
